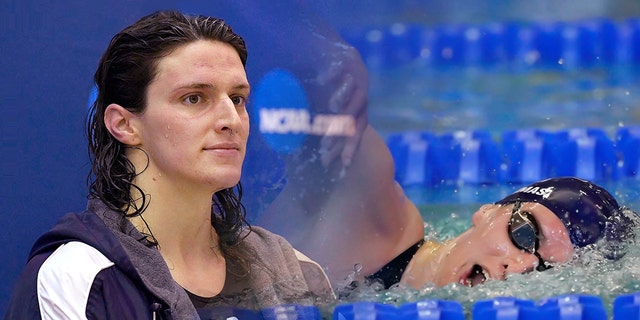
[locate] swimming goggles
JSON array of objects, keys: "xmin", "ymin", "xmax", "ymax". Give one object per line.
[{"xmin": 508, "ymin": 201, "xmax": 552, "ymax": 271}]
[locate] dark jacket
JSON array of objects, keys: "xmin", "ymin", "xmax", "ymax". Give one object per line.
[{"xmin": 5, "ymin": 199, "xmax": 334, "ymax": 319}]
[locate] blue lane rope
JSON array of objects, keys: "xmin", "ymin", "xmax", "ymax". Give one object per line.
[
  {"xmin": 387, "ymin": 126, "xmax": 640, "ymax": 187},
  {"xmin": 341, "ymin": 18, "xmax": 640, "ymax": 70},
  {"xmin": 211, "ymin": 292, "xmax": 640, "ymax": 319}
]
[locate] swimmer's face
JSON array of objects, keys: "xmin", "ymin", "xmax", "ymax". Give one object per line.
[{"xmin": 402, "ymin": 202, "xmax": 573, "ymax": 288}]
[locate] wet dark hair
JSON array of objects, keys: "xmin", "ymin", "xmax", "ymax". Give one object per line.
[{"xmin": 86, "ymin": 10, "xmax": 250, "ymax": 259}]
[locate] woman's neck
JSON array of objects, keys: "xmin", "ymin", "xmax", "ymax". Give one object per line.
[
  {"xmin": 129, "ymin": 193, "xmax": 215, "ymax": 248},
  {"xmin": 127, "ymin": 192, "xmax": 228, "ymax": 298},
  {"xmin": 124, "ymin": 153, "xmax": 230, "ymax": 296},
  {"xmin": 400, "ymin": 240, "xmax": 442, "ymax": 288}
]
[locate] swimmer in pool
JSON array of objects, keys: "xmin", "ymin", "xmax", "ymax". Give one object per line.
[{"xmin": 400, "ymin": 177, "xmax": 637, "ymax": 289}]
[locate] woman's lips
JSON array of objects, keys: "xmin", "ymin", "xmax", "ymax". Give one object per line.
[
  {"xmin": 460, "ymin": 264, "xmax": 487, "ymax": 287},
  {"xmin": 205, "ymin": 142, "xmax": 240, "ymax": 151},
  {"xmin": 204, "ymin": 142, "xmax": 241, "ymax": 157}
]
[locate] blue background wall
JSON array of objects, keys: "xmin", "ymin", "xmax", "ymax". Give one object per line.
[
  {"xmin": 0, "ymin": 1, "xmax": 175, "ymax": 313},
  {"xmin": 3, "ymin": 0, "xmax": 640, "ymax": 315}
]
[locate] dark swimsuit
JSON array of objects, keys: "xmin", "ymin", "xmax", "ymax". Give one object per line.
[{"xmin": 365, "ymin": 239, "xmax": 425, "ymax": 289}]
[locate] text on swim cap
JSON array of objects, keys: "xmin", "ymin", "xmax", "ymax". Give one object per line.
[{"xmin": 514, "ymin": 186, "xmax": 555, "ymax": 199}]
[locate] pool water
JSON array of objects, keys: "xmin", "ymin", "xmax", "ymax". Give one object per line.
[{"xmin": 368, "ymin": 63, "xmax": 640, "ymax": 140}]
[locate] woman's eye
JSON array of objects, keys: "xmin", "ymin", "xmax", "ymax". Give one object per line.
[
  {"xmin": 184, "ymin": 94, "xmax": 202, "ymax": 105},
  {"xmin": 231, "ymin": 95, "xmax": 246, "ymax": 106}
]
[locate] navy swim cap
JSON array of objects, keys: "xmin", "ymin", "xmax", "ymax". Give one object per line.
[{"xmin": 496, "ymin": 177, "xmax": 633, "ymax": 250}]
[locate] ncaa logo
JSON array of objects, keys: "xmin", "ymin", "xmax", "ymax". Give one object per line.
[
  {"xmin": 252, "ymin": 68, "xmax": 356, "ymax": 154},
  {"xmin": 251, "ymin": 68, "xmax": 309, "ymax": 154}
]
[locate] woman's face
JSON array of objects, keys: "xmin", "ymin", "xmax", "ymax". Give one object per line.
[
  {"xmin": 129, "ymin": 40, "xmax": 250, "ymax": 194},
  {"xmin": 423, "ymin": 202, "xmax": 573, "ymax": 287}
]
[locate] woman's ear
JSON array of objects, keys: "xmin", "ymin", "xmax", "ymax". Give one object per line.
[{"xmin": 104, "ymin": 104, "xmax": 141, "ymax": 146}]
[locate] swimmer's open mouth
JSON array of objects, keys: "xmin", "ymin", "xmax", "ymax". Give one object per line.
[{"xmin": 461, "ymin": 264, "xmax": 487, "ymax": 287}]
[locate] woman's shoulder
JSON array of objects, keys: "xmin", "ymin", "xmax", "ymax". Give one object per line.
[
  {"xmin": 244, "ymin": 225, "xmax": 289, "ymax": 245},
  {"xmin": 243, "ymin": 225, "xmax": 336, "ymax": 301}
]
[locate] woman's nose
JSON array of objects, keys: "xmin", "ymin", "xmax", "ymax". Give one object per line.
[
  {"xmin": 503, "ymin": 251, "xmax": 541, "ymax": 275},
  {"xmin": 215, "ymin": 97, "xmax": 242, "ymax": 132}
]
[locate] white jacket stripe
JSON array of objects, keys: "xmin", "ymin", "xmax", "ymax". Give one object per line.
[{"xmin": 37, "ymin": 241, "xmax": 114, "ymax": 320}]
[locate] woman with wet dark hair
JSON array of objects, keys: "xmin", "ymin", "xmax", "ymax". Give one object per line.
[{"xmin": 5, "ymin": 10, "xmax": 333, "ymax": 319}]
